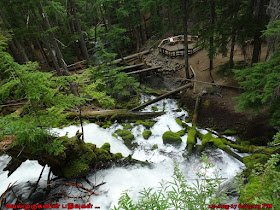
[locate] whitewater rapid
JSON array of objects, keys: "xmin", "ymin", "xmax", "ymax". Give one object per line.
[{"xmin": 0, "ymin": 96, "xmax": 246, "ymax": 209}]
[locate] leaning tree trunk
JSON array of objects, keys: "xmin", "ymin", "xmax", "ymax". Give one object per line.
[
  {"xmin": 32, "ymin": 10, "xmax": 62, "ymax": 76},
  {"xmin": 181, "ymin": 0, "xmax": 190, "ymax": 79},
  {"xmin": 38, "ymin": 1, "xmax": 77, "ymax": 96},
  {"xmin": 69, "ymin": 0, "xmax": 90, "ymax": 65}
]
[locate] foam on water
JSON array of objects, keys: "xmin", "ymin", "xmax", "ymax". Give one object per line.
[{"xmin": 0, "ymin": 95, "xmax": 246, "ymax": 209}]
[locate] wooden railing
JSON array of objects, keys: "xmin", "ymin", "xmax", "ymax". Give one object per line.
[{"xmin": 158, "ymin": 35, "xmax": 201, "ymax": 57}]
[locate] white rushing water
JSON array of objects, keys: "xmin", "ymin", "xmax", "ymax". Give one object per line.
[{"xmin": 0, "ymin": 96, "xmax": 246, "ymax": 209}]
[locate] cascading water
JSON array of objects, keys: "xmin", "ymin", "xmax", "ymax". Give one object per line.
[{"xmin": 0, "ymin": 95, "xmax": 246, "ymax": 209}]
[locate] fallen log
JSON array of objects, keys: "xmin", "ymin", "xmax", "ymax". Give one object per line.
[
  {"xmin": 122, "ymin": 63, "xmax": 145, "ymax": 72},
  {"xmin": 126, "ymin": 66, "xmax": 162, "ymax": 75},
  {"xmin": 67, "ymin": 109, "xmax": 164, "ymax": 121},
  {"xmin": 112, "ymin": 50, "xmax": 150, "ymax": 65},
  {"xmin": 187, "ymin": 93, "xmax": 201, "ymax": 155},
  {"xmin": 204, "ymin": 128, "xmax": 239, "ymax": 145},
  {"xmin": 130, "ymin": 83, "xmax": 192, "ymax": 111}
]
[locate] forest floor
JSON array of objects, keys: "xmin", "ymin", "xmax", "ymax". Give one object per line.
[{"xmin": 144, "ymin": 43, "xmax": 275, "ymax": 142}]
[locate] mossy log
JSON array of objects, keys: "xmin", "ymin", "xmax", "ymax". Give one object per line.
[
  {"xmin": 67, "ymin": 110, "xmax": 164, "ymax": 121},
  {"xmin": 187, "ymin": 126, "xmax": 197, "ymax": 155},
  {"xmin": 0, "ymin": 134, "xmax": 147, "ymax": 178}
]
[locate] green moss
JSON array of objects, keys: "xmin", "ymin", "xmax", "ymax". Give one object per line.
[
  {"xmin": 123, "ymin": 124, "xmax": 133, "ymax": 130},
  {"xmin": 123, "ymin": 134, "xmax": 135, "ymax": 148},
  {"xmin": 176, "ymin": 118, "xmax": 188, "ymax": 128},
  {"xmin": 177, "ymin": 130, "xmax": 186, "ymax": 136},
  {"xmin": 152, "ymin": 144, "xmax": 158, "ymax": 149},
  {"xmin": 201, "ymin": 133, "xmax": 212, "ymax": 146},
  {"xmin": 176, "ymin": 118, "xmax": 183, "ymax": 126},
  {"xmin": 162, "ymin": 131, "xmax": 182, "ymax": 146},
  {"xmin": 243, "ymin": 154, "xmax": 269, "ymax": 172},
  {"xmin": 102, "ymin": 121, "xmax": 112, "ymax": 129},
  {"xmin": 63, "ymin": 160, "xmax": 90, "ymax": 178},
  {"xmin": 221, "ymin": 129, "xmax": 237, "ymax": 136},
  {"xmin": 176, "ymin": 108, "xmax": 182, "ymax": 112},
  {"xmin": 95, "ymin": 148, "xmax": 111, "ymax": 162},
  {"xmin": 187, "ymin": 127, "xmax": 197, "ymax": 154},
  {"xmin": 134, "ymin": 120, "xmax": 155, "ymax": 129},
  {"xmin": 112, "ymin": 134, "xmax": 118, "ymax": 138},
  {"xmin": 143, "ymin": 130, "xmax": 152, "ymax": 139},
  {"xmin": 112, "ymin": 153, "xmax": 123, "ymax": 161},
  {"xmin": 100, "ymin": 143, "xmax": 111, "ymax": 152},
  {"xmin": 116, "ymin": 129, "xmax": 132, "ymax": 137},
  {"xmin": 152, "ymin": 106, "xmax": 158, "ymax": 111},
  {"xmin": 212, "ymin": 138, "xmax": 227, "ymax": 150},
  {"xmin": 187, "ymin": 127, "xmax": 197, "ymax": 145}
]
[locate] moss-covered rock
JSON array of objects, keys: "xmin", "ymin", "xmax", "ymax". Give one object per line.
[
  {"xmin": 152, "ymin": 144, "xmax": 158, "ymax": 149},
  {"xmin": 162, "ymin": 131, "xmax": 182, "ymax": 146},
  {"xmin": 100, "ymin": 143, "xmax": 111, "ymax": 152},
  {"xmin": 134, "ymin": 120, "xmax": 155, "ymax": 129},
  {"xmin": 123, "ymin": 124, "xmax": 133, "ymax": 130},
  {"xmin": 143, "ymin": 130, "xmax": 152, "ymax": 139},
  {"xmin": 116, "ymin": 129, "xmax": 132, "ymax": 137},
  {"xmin": 102, "ymin": 123, "xmax": 111, "ymax": 129},
  {"xmin": 115, "ymin": 129, "xmax": 135, "ymax": 147},
  {"xmin": 121, "ymin": 133, "xmax": 135, "ymax": 148}
]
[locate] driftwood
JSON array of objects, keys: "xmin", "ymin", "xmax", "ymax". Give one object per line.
[
  {"xmin": 130, "ymin": 83, "xmax": 192, "ymax": 111},
  {"xmin": 67, "ymin": 109, "xmax": 164, "ymax": 121},
  {"xmin": 126, "ymin": 66, "xmax": 162, "ymax": 75},
  {"xmin": 184, "ymin": 79, "xmax": 244, "ymax": 90}
]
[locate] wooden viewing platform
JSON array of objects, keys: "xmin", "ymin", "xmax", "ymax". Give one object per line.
[{"xmin": 158, "ymin": 35, "xmax": 202, "ymax": 58}]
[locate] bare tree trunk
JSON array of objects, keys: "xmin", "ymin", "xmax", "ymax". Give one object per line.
[
  {"xmin": 31, "ymin": 10, "xmax": 62, "ymax": 75},
  {"xmin": 38, "ymin": 1, "xmax": 77, "ymax": 96},
  {"xmin": 69, "ymin": 0, "xmax": 90, "ymax": 65},
  {"xmin": 229, "ymin": 31, "xmax": 236, "ymax": 69},
  {"xmin": 251, "ymin": 0, "xmax": 266, "ymax": 64},
  {"xmin": 35, "ymin": 38, "xmax": 50, "ymax": 68},
  {"xmin": 181, "ymin": 0, "xmax": 190, "ymax": 79},
  {"xmin": 209, "ymin": 0, "xmax": 215, "ymax": 82}
]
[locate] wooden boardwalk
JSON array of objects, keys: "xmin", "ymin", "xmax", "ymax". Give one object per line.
[{"xmin": 158, "ymin": 35, "xmax": 202, "ymax": 58}]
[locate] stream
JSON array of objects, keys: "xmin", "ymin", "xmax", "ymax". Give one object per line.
[{"xmin": 0, "ymin": 95, "xmax": 247, "ymax": 209}]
